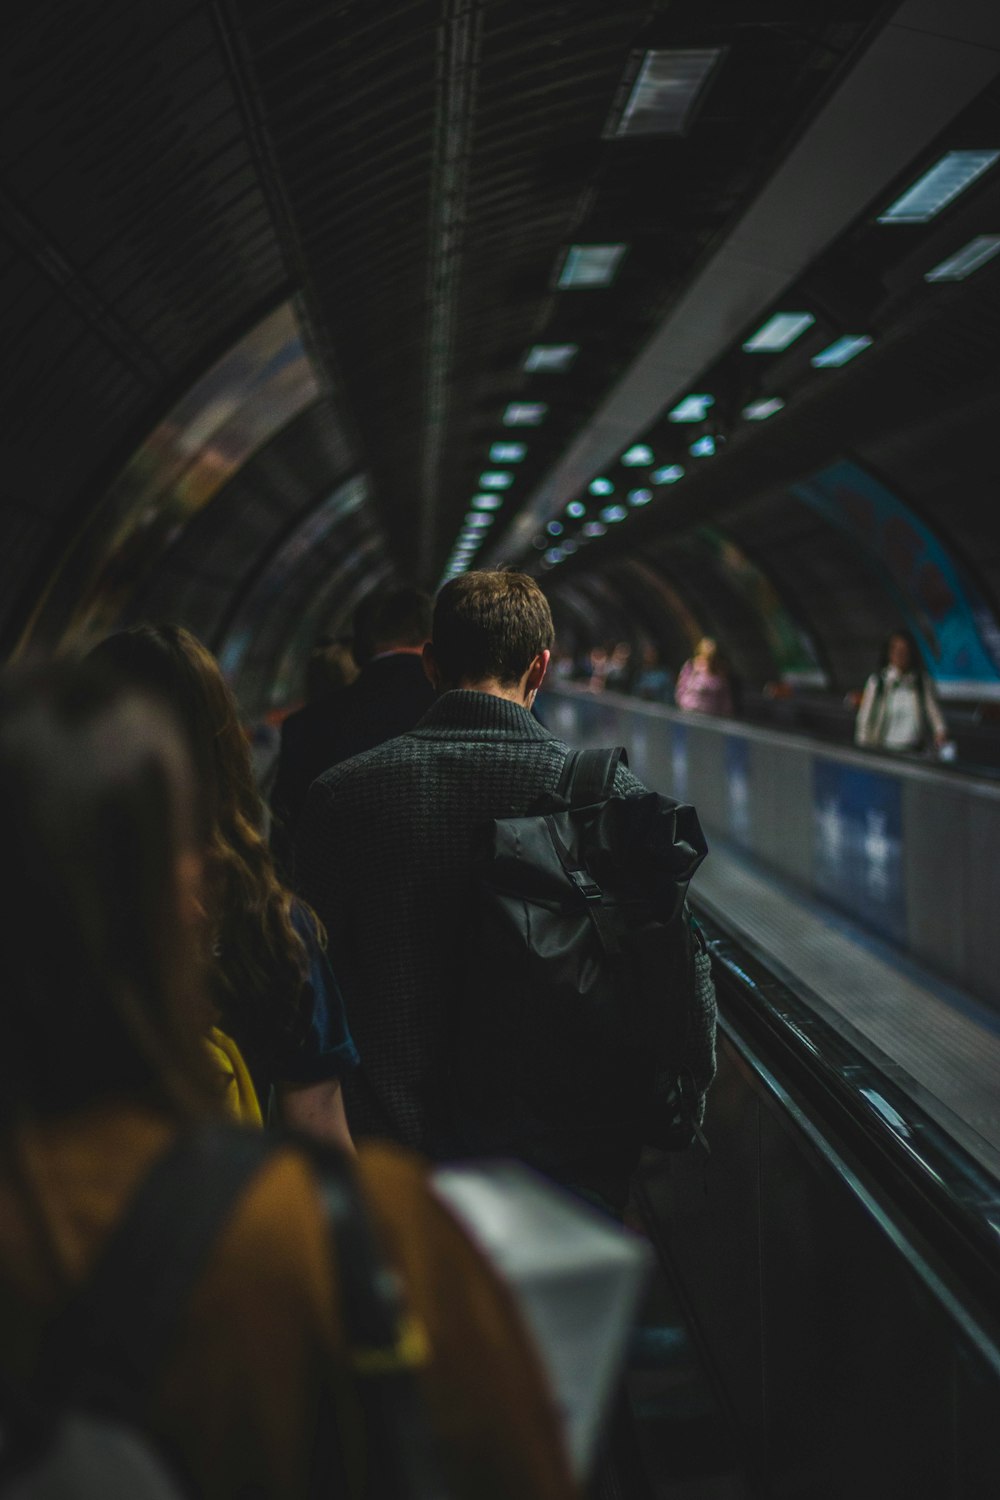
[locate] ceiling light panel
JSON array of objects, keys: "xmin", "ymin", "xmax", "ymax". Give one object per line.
[
  {"xmin": 878, "ymin": 150, "xmax": 1000, "ymax": 224},
  {"xmin": 742, "ymin": 312, "xmax": 815, "ymax": 352},
  {"xmin": 523, "ymin": 344, "xmax": 578, "ymax": 372},
  {"xmin": 489, "ymin": 442, "xmax": 526, "ymax": 462},
  {"xmin": 628, "ymin": 488, "xmax": 653, "ymax": 506},
  {"xmin": 503, "ymin": 402, "xmax": 548, "ymax": 426},
  {"xmin": 478, "ymin": 471, "xmax": 513, "ymax": 489},
  {"xmin": 742, "ymin": 398, "xmax": 786, "ymax": 421},
  {"xmin": 471, "ymin": 493, "xmax": 503, "ymax": 510},
  {"xmin": 925, "ymin": 235, "xmax": 1000, "ymax": 282},
  {"xmin": 668, "ymin": 394, "xmax": 715, "ymax": 422},
  {"xmin": 465, "ymin": 512, "xmax": 493, "ymax": 528},
  {"xmin": 611, "ymin": 48, "xmax": 723, "ymax": 138},
  {"xmin": 689, "ymin": 435, "xmax": 716, "ymax": 457},
  {"xmin": 651, "ymin": 464, "xmax": 685, "ymax": 483},
  {"xmin": 621, "ymin": 444, "xmax": 654, "ymax": 466},
  {"xmin": 566, "ymin": 501, "xmax": 587, "ymax": 519},
  {"xmin": 811, "ymin": 335, "xmax": 873, "ymax": 368},
  {"xmin": 558, "ymin": 244, "xmax": 627, "ymax": 289},
  {"xmin": 589, "ymin": 478, "xmax": 614, "ymax": 495}
]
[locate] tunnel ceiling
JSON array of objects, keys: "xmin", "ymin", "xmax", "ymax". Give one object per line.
[{"xmin": 3, "ymin": 1, "xmax": 1000, "ymax": 679}]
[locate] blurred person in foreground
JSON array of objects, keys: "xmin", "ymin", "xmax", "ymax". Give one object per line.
[
  {"xmin": 270, "ymin": 584, "xmax": 434, "ymax": 872},
  {"xmin": 854, "ymin": 627, "xmax": 948, "ymax": 755},
  {"xmin": 92, "ymin": 625, "xmax": 358, "ymax": 1146},
  {"xmin": 0, "ymin": 660, "xmax": 575, "ymax": 1500}
]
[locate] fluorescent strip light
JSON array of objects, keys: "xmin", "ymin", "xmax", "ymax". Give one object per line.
[
  {"xmin": 589, "ymin": 477, "xmax": 614, "ymax": 496},
  {"xmin": 925, "ymin": 235, "xmax": 1000, "ymax": 282},
  {"xmin": 503, "ymin": 402, "xmax": 547, "ymax": 426},
  {"xmin": 489, "ymin": 442, "xmax": 526, "ymax": 462},
  {"xmin": 742, "ymin": 398, "xmax": 785, "ymax": 421},
  {"xmin": 651, "ymin": 464, "xmax": 685, "ymax": 483},
  {"xmin": 878, "ymin": 150, "xmax": 1000, "ymax": 224},
  {"xmin": 566, "ymin": 501, "xmax": 587, "ymax": 519},
  {"xmin": 612, "ymin": 48, "xmax": 723, "ymax": 138},
  {"xmin": 621, "ymin": 444, "xmax": 654, "ymax": 466},
  {"xmin": 628, "ymin": 488, "xmax": 653, "ymax": 506},
  {"xmin": 478, "ymin": 471, "xmax": 513, "ymax": 489},
  {"xmin": 600, "ymin": 504, "xmax": 629, "ymax": 523},
  {"xmin": 811, "ymin": 335, "xmax": 873, "ymax": 368},
  {"xmin": 558, "ymin": 244, "xmax": 627, "ymax": 289},
  {"xmin": 689, "ymin": 435, "xmax": 716, "ymax": 457},
  {"xmin": 583, "ymin": 522, "xmax": 607, "ymax": 538},
  {"xmin": 743, "ymin": 312, "xmax": 815, "ymax": 353},
  {"xmin": 464, "ymin": 512, "xmax": 493, "ymax": 528},
  {"xmin": 668, "ymin": 394, "xmax": 715, "ymax": 422},
  {"xmin": 471, "ymin": 493, "xmax": 503, "ymax": 510},
  {"xmin": 523, "ymin": 344, "xmax": 578, "ymax": 372}
]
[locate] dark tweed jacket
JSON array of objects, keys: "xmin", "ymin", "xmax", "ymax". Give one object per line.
[{"xmin": 295, "ymin": 689, "xmax": 715, "ymax": 1152}]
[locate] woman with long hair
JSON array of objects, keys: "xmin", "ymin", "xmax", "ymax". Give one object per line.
[
  {"xmin": 90, "ymin": 624, "xmax": 358, "ymax": 1146},
  {"xmin": 854, "ymin": 627, "xmax": 948, "ymax": 754},
  {"xmin": 0, "ymin": 660, "xmax": 575, "ymax": 1500}
]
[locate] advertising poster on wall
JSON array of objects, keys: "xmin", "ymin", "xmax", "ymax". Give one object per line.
[{"xmin": 812, "ymin": 757, "xmax": 905, "ymax": 944}]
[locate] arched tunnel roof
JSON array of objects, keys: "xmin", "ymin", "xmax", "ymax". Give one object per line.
[{"xmin": 3, "ymin": 1, "xmax": 1000, "ymax": 708}]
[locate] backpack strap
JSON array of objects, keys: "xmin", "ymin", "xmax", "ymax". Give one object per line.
[
  {"xmin": 294, "ymin": 1138, "xmax": 451, "ymax": 1500},
  {"xmin": 43, "ymin": 1125, "xmax": 276, "ymax": 1417},
  {"xmin": 556, "ymin": 746, "xmax": 627, "ymax": 806}
]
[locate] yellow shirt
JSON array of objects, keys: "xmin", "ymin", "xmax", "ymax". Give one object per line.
[{"xmin": 204, "ymin": 1025, "xmax": 264, "ymax": 1125}]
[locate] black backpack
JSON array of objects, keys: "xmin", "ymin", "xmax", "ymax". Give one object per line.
[
  {"xmin": 451, "ymin": 747, "xmax": 709, "ymax": 1192},
  {"xmin": 0, "ymin": 1126, "xmax": 449, "ymax": 1500}
]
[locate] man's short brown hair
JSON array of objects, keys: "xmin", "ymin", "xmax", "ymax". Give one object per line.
[{"xmin": 432, "ymin": 571, "xmax": 554, "ymax": 688}]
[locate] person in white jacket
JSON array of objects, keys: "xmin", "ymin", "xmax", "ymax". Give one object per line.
[{"xmin": 854, "ymin": 628, "xmax": 948, "ymax": 754}]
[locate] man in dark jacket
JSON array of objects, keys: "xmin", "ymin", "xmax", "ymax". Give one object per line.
[
  {"xmin": 295, "ymin": 571, "xmax": 715, "ymax": 1198},
  {"xmin": 270, "ymin": 584, "xmax": 434, "ymax": 867}
]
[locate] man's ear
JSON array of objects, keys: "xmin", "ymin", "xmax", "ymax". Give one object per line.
[
  {"xmin": 525, "ymin": 648, "xmax": 550, "ymax": 696},
  {"xmin": 422, "ymin": 640, "xmax": 442, "ymax": 690}
]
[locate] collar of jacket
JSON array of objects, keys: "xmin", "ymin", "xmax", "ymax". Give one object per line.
[{"xmin": 414, "ymin": 689, "xmax": 555, "ymax": 740}]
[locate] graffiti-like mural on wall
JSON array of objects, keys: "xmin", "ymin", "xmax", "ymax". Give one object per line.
[
  {"xmin": 23, "ymin": 302, "xmax": 322, "ymax": 653},
  {"xmin": 793, "ymin": 459, "xmax": 1000, "ymax": 692},
  {"xmin": 694, "ymin": 527, "xmax": 827, "ymax": 686}
]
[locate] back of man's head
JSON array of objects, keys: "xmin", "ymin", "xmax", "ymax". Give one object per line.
[
  {"xmin": 352, "ymin": 584, "xmax": 432, "ymax": 666},
  {"xmin": 431, "ymin": 571, "xmax": 554, "ymax": 690}
]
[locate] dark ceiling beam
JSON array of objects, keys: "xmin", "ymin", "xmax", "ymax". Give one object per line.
[
  {"xmin": 419, "ymin": 0, "xmax": 484, "ymax": 579},
  {"xmin": 488, "ymin": 0, "xmax": 1000, "ymax": 564}
]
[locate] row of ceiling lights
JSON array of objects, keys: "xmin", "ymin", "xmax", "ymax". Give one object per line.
[
  {"xmin": 441, "ymin": 58, "xmax": 1000, "ymax": 583},
  {"xmin": 440, "ymin": 45, "xmax": 727, "ymax": 584},
  {"xmin": 535, "ymin": 146, "xmax": 1000, "ymax": 573}
]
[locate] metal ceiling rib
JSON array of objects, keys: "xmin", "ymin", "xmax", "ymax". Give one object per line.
[{"xmin": 490, "ymin": 0, "xmax": 1000, "ymax": 562}]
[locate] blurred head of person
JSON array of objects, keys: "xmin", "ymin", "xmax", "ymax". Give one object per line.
[
  {"xmin": 425, "ymin": 570, "xmax": 554, "ymax": 701},
  {"xmin": 882, "ymin": 628, "xmax": 920, "ymax": 677},
  {"xmin": 351, "ymin": 584, "xmax": 432, "ymax": 668},
  {"xmin": 90, "ymin": 625, "xmax": 316, "ymax": 1033},
  {"xmin": 0, "ymin": 660, "xmax": 212, "ymax": 1125},
  {"xmin": 305, "ymin": 639, "xmax": 358, "ymax": 702},
  {"xmin": 694, "ymin": 637, "xmax": 722, "ymax": 672}
]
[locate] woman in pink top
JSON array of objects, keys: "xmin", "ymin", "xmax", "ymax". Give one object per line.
[{"xmin": 675, "ymin": 637, "xmax": 735, "ymax": 717}]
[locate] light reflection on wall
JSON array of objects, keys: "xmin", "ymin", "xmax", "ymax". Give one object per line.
[{"xmin": 22, "ymin": 302, "xmax": 322, "ymax": 651}]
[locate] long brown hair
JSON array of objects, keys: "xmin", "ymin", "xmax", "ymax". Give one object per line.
[
  {"xmin": 90, "ymin": 625, "xmax": 320, "ymax": 1032},
  {"xmin": 0, "ymin": 661, "xmax": 213, "ymax": 1125}
]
